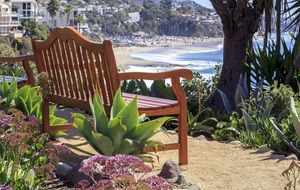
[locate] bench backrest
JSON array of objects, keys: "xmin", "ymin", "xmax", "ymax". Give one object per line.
[{"xmin": 32, "ymin": 27, "xmax": 120, "ymax": 111}]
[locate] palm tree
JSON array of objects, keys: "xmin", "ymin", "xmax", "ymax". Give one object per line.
[
  {"xmin": 64, "ymin": 4, "xmax": 73, "ymax": 26},
  {"xmin": 47, "ymin": 0, "xmax": 59, "ymax": 29},
  {"xmin": 76, "ymin": 13, "xmax": 85, "ymax": 32}
]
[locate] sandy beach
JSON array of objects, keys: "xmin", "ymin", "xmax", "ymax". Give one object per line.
[{"xmin": 113, "ymin": 37, "xmax": 223, "ymax": 71}]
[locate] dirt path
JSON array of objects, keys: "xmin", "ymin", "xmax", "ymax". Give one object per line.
[{"xmin": 59, "ymin": 130, "xmax": 291, "ymax": 190}]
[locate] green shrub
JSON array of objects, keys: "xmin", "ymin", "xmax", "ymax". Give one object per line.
[
  {"xmin": 72, "ymin": 88, "xmax": 170, "ymax": 161},
  {"xmin": 0, "ymin": 109, "xmax": 68, "ymax": 189},
  {"xmin": 0, "ymin": 77, "xmax": 67, "ymax": 133}
]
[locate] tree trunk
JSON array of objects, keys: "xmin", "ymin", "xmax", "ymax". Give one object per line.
[
  {"xmin": 210, "ymin": 32, "xmax": 252, "ymax": 108},
  {"xmin": 52, "ymin": 17, "xmax": 54, "ymax": 29},
  {"xmin": 67, "ymin": 15, "xmax": 70, "ymax": 26},
  {"xmin": 276, "ymin": 0, "xmax": 281, "ymax": 53},
  {"xmin": 208, "ymin": 0, "xmax": 265, "ymax": 109},
  {"xmin": 263, "ymin": 0, "xmax": 272, "ymax": 52}
]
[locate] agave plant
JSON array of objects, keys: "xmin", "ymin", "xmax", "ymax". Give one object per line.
[
  {"xmin": 0, "ymin": 76, "xmax": 67, "ymax": 127},
  {"xmin": 72, "ymin": 89, "xmax": 170, "ymax": 157}
]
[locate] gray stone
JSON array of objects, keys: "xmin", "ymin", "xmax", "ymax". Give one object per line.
[
  {"xmin": 55, "ymin": 162, "xmax": 72, "ymax": 177},
  {"xmin": 270, "ymin": 154, "xmax": 286, "ymax": 160},
  {"xmin": 255, "ymin": 146, "xmax": 272, "ymax": 154},
  {"xmin": 176, "ymin": 174, "xmax": 188, "ymax": 185},
  {"xmin": 196, "ymin": 135, "xmax": 206, "ymax": 140},
  {"xmin": 190, "ymin": 184, "xmax": 202, "ymax": 190},
  {"xmin": 286, "ymin": 154, "xmax": 298, "ymax": 161},
  {"xmin": 65, "ymin": 159, "xmax": 102, "ymax": 185},
  {"xmin": 158, "ymin": 160, "xmax": 181, "ymax": 179},
  {"xmin": 229, "ymin": 140, "xmax": 242, "ymax": 147}
]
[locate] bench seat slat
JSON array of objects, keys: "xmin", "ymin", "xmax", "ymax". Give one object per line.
[{"xmin": 123, "ymin": 93, "xmax": 178, "ymax": 109}]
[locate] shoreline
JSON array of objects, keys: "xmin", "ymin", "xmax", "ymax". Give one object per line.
[{"xmin": 114, "ymin": 37, "xmax": 223, "ymax": 71}]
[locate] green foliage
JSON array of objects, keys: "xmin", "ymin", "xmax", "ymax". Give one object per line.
[
  {"xmin": 246, "ymin": 37, "xmax": 300, "ymax": 91},
  {"xmin": 0, "ymin": 109, "xmax": 66, "ymax": 189},
  {"xmin": 0, "ymin": 77, "xmax": 67, "ymax": 129},
  {"xmin": 187, "ymin": 108, "xmax": 218, "ymax": 137},
  {"xmin": 121, "ymin": 79, "xmax": 176, "ymax": 100},
  {"xmin": 0, "ymin": 44, "xmax": 27, "ymax": 78},
  {"xmin": 213, "ymin": 112, "xmax": 241, "ymax": 141},
  {"xmin": 182, "ymin": 72, "xmax": 218, "ymax": 114},
  {"xmin": 72, "ymin": 88, "xmax": 170, "ymax": 160},
  {"xmin": 21, "ymin": 20, "xmax": 49, "ymax": 40}
]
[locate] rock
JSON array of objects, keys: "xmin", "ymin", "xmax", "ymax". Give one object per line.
[
  {"xmin": 158, "ymin": 161, "xmax": 181, "ymax": 179},
  {"xmin": 196, "ymin": 135, "xmax": 206, "ymax": 140},
  {"xmin": 55, "ymin": 162, "xmax": 72, "ymax": 178},
  {"xmin": 270, "ymin": 153, "xmax": 286, "ymax": 160},
  {"xmin": 255, "ymin": 146, "xmax": 272, "ymax": 154},
  {"xmin": 190, "ymin": 184, "xmax": 202, "ymax": 190},
  {"xmin": 65, "ymin": 160, "xmax": 102, "ymax": 185},
  {"xmin": 286, "ymin": 154, "xmax": 298, "ymax": 161},
  {"xmin": 176, "ymin": 174, "xmax": 188, "ymax": 185},
  {"xmin": 229, "ymin": 140, "xmax": 242, "ymax": 147}
]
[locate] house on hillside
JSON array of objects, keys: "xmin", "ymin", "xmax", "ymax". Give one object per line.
[
  {"xmin": 0, "ymin": 2, "xmax": 21, "ymax": 36},
  {"xmin": 0, "ymin": 0, "xmax": 39, "ymax": 36}
]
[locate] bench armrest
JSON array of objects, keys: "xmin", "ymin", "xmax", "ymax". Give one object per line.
[
  {"xmin": 118, "ymin": 69, "xmax": 193, "ymax": 81},
  {"xmin": 0, "ymin": 55, "xmax": 35, "ymax": 85},
  {"xmin": 118, "ymin": 69, "xmax": 193, "ymax": 103}
]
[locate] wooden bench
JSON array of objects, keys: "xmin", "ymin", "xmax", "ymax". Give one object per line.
[
  {"xmin": 0, "ymin": 55, "xmax": 35, "ymax": 86},
  {"xmin": 2, "ymin": 27, "xmax": 192, "ymax": 165}
]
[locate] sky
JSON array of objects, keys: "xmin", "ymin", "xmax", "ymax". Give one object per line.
[{"xmin": 193, "ymin": 0, "xmax": 213, "ymax": 9}]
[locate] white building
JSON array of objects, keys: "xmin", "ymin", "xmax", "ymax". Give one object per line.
[
  {"xmin": 7, "ymin": 0, "xmax": 39, "ymax": 21},
  {"xmin": 128, "ymin": 12, "xmax": 140, "ymax": 23},
  {"xmin": 0, "ymin": 2, "xmax": 21, "ymax": 36}
]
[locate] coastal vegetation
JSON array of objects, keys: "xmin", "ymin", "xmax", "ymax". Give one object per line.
[{"xmin": 1, "ymin": 0, "xmax": 300, "ymax": 189}]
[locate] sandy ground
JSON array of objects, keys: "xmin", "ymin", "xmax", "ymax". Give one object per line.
[{"xmin": 56, "ymin": 118, "xmax": 291, "ymax": 190}]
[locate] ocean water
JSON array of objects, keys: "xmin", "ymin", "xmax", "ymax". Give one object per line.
[
  {"xmin": 127, "ymin": 33, "xmax": 294, "ymax": 78},
  {"xmin": 128, "ymin": 44, "xmax": 223, "ymax": 78}
]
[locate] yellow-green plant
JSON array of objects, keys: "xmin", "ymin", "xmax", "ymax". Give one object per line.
[
  {"xmin": 72, "ymin": 89, "xmax": 170, "ymax": 157},
  {"xmin": 0, "ymin": 76, "xmax": 67, "ymax": 127}
]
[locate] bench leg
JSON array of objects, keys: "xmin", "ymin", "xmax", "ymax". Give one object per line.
[
  {"xmin": 42, "ymin": 100, "xmax": 50, "ymax": 133},
  {"xmin": 178, "ymin": 108, "xmax": 188, "ymax": 165}
]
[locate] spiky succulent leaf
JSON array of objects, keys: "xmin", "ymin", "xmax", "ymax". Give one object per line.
[
  {"xmin": 108, "ymin": 116, "xmax": 127, "ymax": 149},
  {"xmin": 90, "ymin": 94, "xmax": 109, "ymax": 135},
  {"xmin": 241, "ymin": 109, "xmax": 254, "ymax": 131},
  {"xmin": 7, "ymin": 76, "xmax": 17, "ymax": 103},
  {"xmin": 73, "ymin": 113, "xmax": 114, "ymax": 155},
  {"xmin": 117, "ymin": 96, "xmax": 139, "ymax": 132},
  {"xmin": 1, "ymin": 76, "xmax": 10, "ymax": 99},
  {"xmin": 91, "ymin": 131, "xmax": 114, "ymax": 155},
  {"xmin": 133, "ymin": 117, "xmax": 170, "ymax": 141},
  {"xmin": 111, "ymin": 89, "xmax": 126, "ymax": 118},
  {"xmin": 115, "ymin": 138, "xmax": 138, "ymax": 154}
]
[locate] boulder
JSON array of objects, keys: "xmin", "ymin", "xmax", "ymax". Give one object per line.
[
  {"xmin": 176, "ymin": 173, "xmax": 188, "ymax": 185},
  {"xmin": 55, "ymin": 162, "xmax": 72, "ymax": 178},
  {"xmin": 65, "ymin": 160, "xmax": 101, "ymax": 186},
  {"xmin": 158, "ymin": 160, "xmax": 181, "ymax": 179}
]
